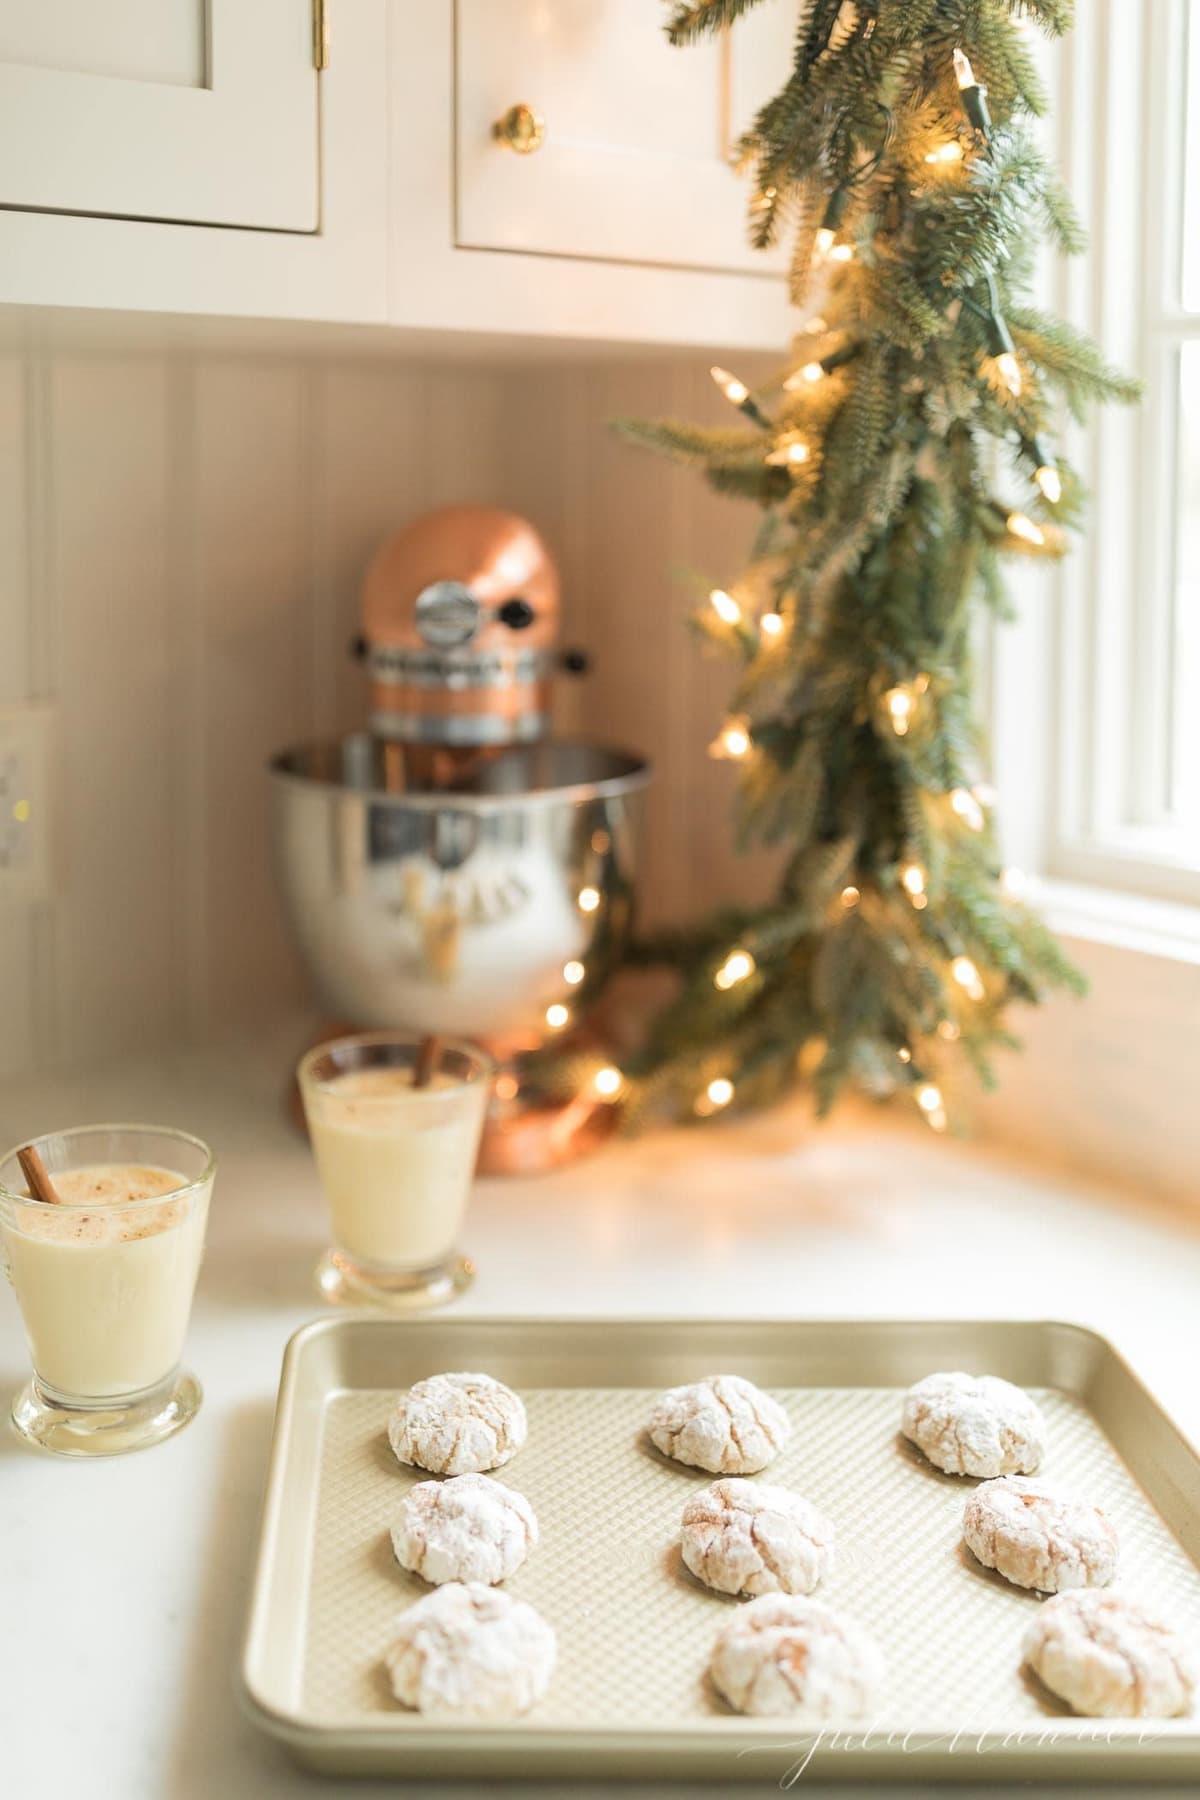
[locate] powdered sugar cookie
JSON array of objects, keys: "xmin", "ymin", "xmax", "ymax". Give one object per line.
[
  {"xmin": 384, "ymin": 1582, "xmax": 556, "ymax": 1719},
  {"xmin": 681, "ymin": 1478, "xmax": 835, "ymax": 1598},
  {"xmin": 1023, "ymin": 1589, "xmax": 1195, "ymax": 1718},
  {"xmin": 648, "ymin": 1375, "xmax": 790, "ymax": 1474},
  {"xmin": 391, "ymin": 1473, "xmax": 538, "ymax": 1587},
  {"xmin": 710, "ymin": 1594, "xmax": 885, "ymax": 1719},
  {"xmin": 963, "ymin": 1476, "xmax": 1118, "ymax": 1593},
  {"xmin": 388, "ymin": 1372, "xmax": 527, "ymax": 1476},
  {"xmin": 901, "ymin": 1371, "xmax": 1046, "ymax": 1478}
]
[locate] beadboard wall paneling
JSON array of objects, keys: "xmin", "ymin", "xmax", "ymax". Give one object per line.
[
  {"xmin": 317, "ymin": 365, "xmax": 426, "ymax": 732},
  {"xmin": 504, "ymin": 358, "xmax": 781, "ymax": 928},
  {"xmin": 0, "ymin": 345, "xmax": 768, "ymax": 1074},
  {"xmin": 190, "ymin": 362, "xmax": 315, "ymax": 1034},
  {"xmin": 48, "ymin": 355, "xmax": 176, "ymax": 1065},
  {"xmin": 0, "ymin": 353, "xmax": 36, "ymax": 1075}
]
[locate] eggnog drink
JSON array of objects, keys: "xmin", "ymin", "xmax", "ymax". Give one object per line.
[
  {"xmin": 1, "ymin": 1164, "xmax": 207, "ymax": 1398},
  {"xmin": 306, "ymin": 1068, "xmax": 482, "ymax": 1263},
  {"xmin": 299, "ymin": 1034, "xmax": 492, "ymax": 1309},
  {"xmin": 0, "ymin": 1124, "xmax": 214, "ymax": 1456}
]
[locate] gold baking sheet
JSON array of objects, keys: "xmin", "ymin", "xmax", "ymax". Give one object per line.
[{"xmin": 241, "ymin": 1318, "xmax": 1200, "ymax": 1781}]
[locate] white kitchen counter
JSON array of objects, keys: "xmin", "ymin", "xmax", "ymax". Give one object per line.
[{"xmin": 2, "ymin": 1024, "xmax": 1198, "ymax": 1800}]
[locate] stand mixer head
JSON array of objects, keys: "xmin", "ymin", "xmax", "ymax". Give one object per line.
[
  {"xmin": 362, "ymin": 505, "xmax": 567, "ymax": 753},
  {"xmin": 270, "ymin": 505, "xmax": 650, "ymax": 1170}
]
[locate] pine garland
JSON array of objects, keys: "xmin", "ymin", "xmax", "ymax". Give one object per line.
[{"xmin": 576, "ymin": 1, "xmax": 1138, "ymax": 1133}]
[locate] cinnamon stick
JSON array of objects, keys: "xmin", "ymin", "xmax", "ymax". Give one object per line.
[
  {"xmin": 412, "ymin": 1034, "xmax": 442, "ymax": 1089},
  {"xmin": 17, "ymin": 1143, "xmax": 63, "ymax": 1205}
]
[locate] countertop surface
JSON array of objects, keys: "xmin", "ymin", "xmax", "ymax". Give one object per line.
[{"xmin": 2, "ymin": 1025, "xmax": 1198, "ymax": 1800}]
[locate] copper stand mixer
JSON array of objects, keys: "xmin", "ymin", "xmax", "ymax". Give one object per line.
[{"xmin": 269, "ymin": 506, "xmax": 651, "ymax": 1172}]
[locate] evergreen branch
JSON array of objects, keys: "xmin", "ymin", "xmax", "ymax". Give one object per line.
[
  {"xmin": 602, "ymin": 0, "xmax": 1126, "ymax": 1133},
  {"xmin": 1009, "ymin": 308, "xmax": 1143, "ymax": 411},
  {"xmin": 611, "ymin": 415, "xmax": 763, "ymax": 462},
  {"xmin": 664, "ymin": 0, "xmax": 769, "ymax": 47}
]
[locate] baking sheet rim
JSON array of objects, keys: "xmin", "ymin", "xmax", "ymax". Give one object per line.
[{"xmin": 240, "ymin": 1313, "xmax": 1200, "ymax": 1774}]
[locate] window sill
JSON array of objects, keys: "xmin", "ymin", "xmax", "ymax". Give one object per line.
[{"xmin": 1023, "ymin": 877, "xmax": 1200, "ymax": 967}]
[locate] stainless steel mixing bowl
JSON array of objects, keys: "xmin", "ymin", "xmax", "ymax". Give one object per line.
[{"xmin": 269, "ymin": 736, "xmax": 651, "ymax": 1050}]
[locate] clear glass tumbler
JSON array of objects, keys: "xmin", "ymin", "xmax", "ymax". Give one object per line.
[
  {"xmin": 0, "ymin": 1124, "xmax": 214, "ymax": 1457},
  {"xmin": 298, "ymin": 1032, "xmax": 492, "ymax": 1310}
]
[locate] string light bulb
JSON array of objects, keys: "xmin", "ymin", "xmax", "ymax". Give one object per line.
[
  {"xmin": 902, "ymin": 863, "xmax": 928, "ymax": 908},
  {"xmin": 710, "ymin": 365, "xmax": 748, "ymax": 406},
  {"xmin": 578, "ymin": 886, "xmax": 601, "ymax": 913},
  {"xmin": 952, "ymin": 955, "xmax": 985, "ymax": 1000},
  {"xmin": 593, "ymin": 1066, "xmax": 623, "ymax": 1100},
  {"xmin": 916, "ymin": 1083, "xmax": 948, "ymax": 1131},
  {"xmin": 710, "ymin": 365, "xmax": 768, "ymax": 427},
  {"xmin": 897, "ymin": 1046, "xmax": 912, "ymax": 1063},
  {"xmin": 706, "ymin": 1077, "xmax": 734, "ymax": 1109},
  {"xmin": 953, "ymin": 46, "xmax": 992, "ymax": 135},
  {"xmin": 714, "ymin": 949, "xmax": 756, "ymax": 991},
  {"xmin": 925, "ymin": 140, "xmax": 964, "ymax": 166},
  {"xmin": 562, "ymin": 960, "xmax": 585, "ymax": 985},
  {"xmin": 950, "ymin": 787, "xmax": 985, "ymax": 831},
  {"xmin": 711, "ymin": 721, "xmax": 751, "ymax": 760},
  {"xmin": 1035, "ymin": 464, "xmax": 1062, "ymax": 505},
  {"xmin": 994, "ymin": 351, "xmax": 1023, "ymax": 397},
  {"xmin": 546, "ymin": 1003, "xmax": 570, "ymax": 1029},
  {"xmin": 1007, "ymin": 511, "xmax": 1045, "ymax": 547},
  {"xmin": 760, "ymin": 611, "xmax": 784, "ymax": 638},
  {"xmin": 840, "ymin": 885, "xmax": 861, "ymax": 908},
  {"xmin": 709, "ymin": 587, "xmax": 741, "ymax": 625},
  {"xmin": 813, "ymin": 188, "xmax": 853, "ymax": 264},
  {"xmin": 765, "ymin": 433, "xmax": 810, "ymax": 470},
  {"xmin": 886, "ymin": 686, "xmax": 915, "ymax": 735}
]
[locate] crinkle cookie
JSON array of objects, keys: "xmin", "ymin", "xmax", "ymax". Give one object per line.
[
  {"xmin": 1023, "ymin": 1589, "xmax": 1195, "ymax": 1719},
  {"xmin": 963, "ymin": 1476, "xmax": 1118, "ymax": 1593},
  {"xmin": 710, "ymin": 1594, "xmax": 885, "ymax": 1719},
  {"xmin": 901, "ymin": 1371, "xmax": 1046, "ymax": 1478},
  {"xmin": 648, "ymin": 1375, "xmax": 790, "ymax": 1474},
  {"xmin": 388, "ymin": 1372, "xmax": 527, "ymax": 1475},
  {"xmin": 384, "ymin": 1582, "xmax": 556, "ymax": 1719},
  {"xmin": 681, "ymin": 1478, "xmax": 835, "ymax": 1598},
  {"xmin": 391, "ymin": 1473, "xmax": 538, "ymax": 1587}
]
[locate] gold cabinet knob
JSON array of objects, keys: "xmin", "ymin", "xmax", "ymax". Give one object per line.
[{"xmin": 493, "ymin": 103, "xmax": 545, "ymax": 155}]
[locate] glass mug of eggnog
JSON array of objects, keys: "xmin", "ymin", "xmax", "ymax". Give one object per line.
[
  {"xmin": 0, "ymin": 1125, "xmax": 214, "ymax": 1457},
  {"xmin": 298, "ymin": 1032, "xmax": 492, "ymax": 1310}
]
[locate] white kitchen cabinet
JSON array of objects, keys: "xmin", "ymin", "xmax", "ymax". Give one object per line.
[
  {"xmin": 0, "ymin": 0, "xmax": 319, "ymax": 230},
  {"xmin": 388, "ymin": 2, "xmax": 793, "ymax": 349},
  {"xmin": 0, "ymin": 2, "xmax": 387, "ymax": 325},
  {"xmin": 456, "ymin": 0, "xmax": 795, "ymax": 275},
  {"xmin": 0, "ymin": 0, "xmax": 794, "ymax": 352}
]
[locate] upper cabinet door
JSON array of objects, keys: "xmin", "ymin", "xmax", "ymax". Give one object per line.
[
  {"xmin": 0, "ymin": 0, "xmax": 319, "ymax": 230},
  {"xmin": 455, "ymin": 0, "xmax": 797, "ymax": 275}
]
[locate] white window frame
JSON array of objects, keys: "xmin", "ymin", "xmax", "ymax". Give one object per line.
[{"xmin": 988, "ymin": 0, "xmax": 1200, "ymax": 938}]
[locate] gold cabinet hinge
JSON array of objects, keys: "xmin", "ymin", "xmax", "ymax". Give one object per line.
[{"xmin": 313, "ymin": 0, "xmax": 329, "ymax": 70}]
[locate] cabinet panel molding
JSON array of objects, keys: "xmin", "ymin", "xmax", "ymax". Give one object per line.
[{"xmin": 0, "ymin": 0, "xmax": 318, "ymax": 231}]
